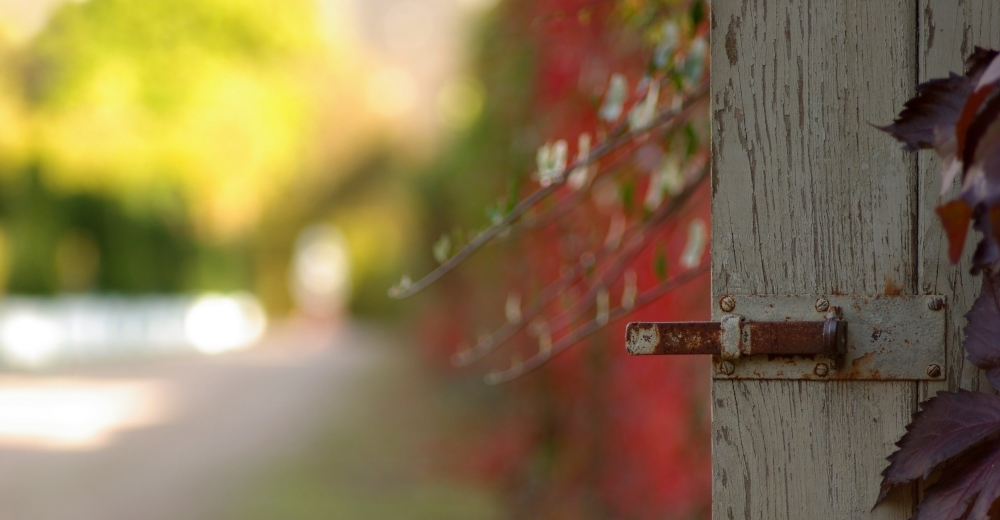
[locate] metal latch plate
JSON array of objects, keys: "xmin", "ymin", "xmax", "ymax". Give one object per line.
[{"xmin": 710, "ymin": 295, "xmax": 946, "ymax": 381}]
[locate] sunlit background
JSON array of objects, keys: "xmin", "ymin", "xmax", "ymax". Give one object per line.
[
  {"xmin": 0, "ymin": 0, "xmax": 506, "ymax": 518},
  {"xmin": 0, "ymin": 0, "xmax": 712, "ymax": 518}
]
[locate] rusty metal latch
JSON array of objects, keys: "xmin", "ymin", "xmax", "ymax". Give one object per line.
[
  {"xmin": 625, "ymin": 295, "xmax": 947, "ymax": 381},
  {"xmin": 627, "ymin": 316, "xmax": 847, "ymax": 360}
]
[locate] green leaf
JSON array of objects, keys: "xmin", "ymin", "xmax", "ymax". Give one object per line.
[
  {"xmin": 486, "ymin": 203, "xmax": 503, "ymax": 225},
  {"xmin": 684, "ymin": 123, "xmax": 699, "ymax": 157},
  {"xmin": 504, "ymin": 178, "xmax": 519, "ymax": 214},
  {"xmin": 620, "ymin": 179, "xmax": 635, "ymax": 216},
  {"xmin": 654, "ymin": 242, "xmax": 668, "ymax": 282},
  {"xmin": 683, "ymin": 38, "xmax": 706, "ymax": 85},
  {"xmin": 690, "ymin": 0, "xmax": 706, "ymax": 27}
]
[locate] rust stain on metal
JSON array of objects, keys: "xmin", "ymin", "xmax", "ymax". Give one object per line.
[
  {"xmin": 702, "ymin": 294, "xmax": 946, "ymax": 380},
  {"xmin": 627, "ymin": 319, "xmax": 842, "ymax": 358},
  {"xmin": 626, "ymin": 322, "xmax": 722, "ymax": 355},
  {"xmin": 746, "ymin": 322, "xmax": 830, "ymax": 355},
  {"xmin": 625, "ymin": 323, "xmax": 660, "ymax": 355},
  {"xmin": 831, "ymin": 351, "xmax": 877, "ymax": 380},
  {"xmin": 884, "ymin": 278, "xmax": 904, "ymax": 296}
]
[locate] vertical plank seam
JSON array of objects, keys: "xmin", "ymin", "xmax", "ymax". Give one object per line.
[
  {"xmin": 914, "ymin": 0, "xmax": 921, "ymax": 298},
  {"xmin": 729, "ymin": 382, "xmax": 753, "ymax": 520},
  {"xmin": 911, "ymin": 1, "xmax": 922, "ymax": 515}
]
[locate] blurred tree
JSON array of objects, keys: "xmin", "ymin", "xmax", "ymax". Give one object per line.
[
  {"xmin": 0, "ymin": 0, "xmax": 403, "ymax": 305},
  {"xmin": 24, "ymin": 0, "xmax": 330, "ymax": 241},
  {"xmin": 0, "ymin": 161, "xmax": 200, "ymax": 294}
]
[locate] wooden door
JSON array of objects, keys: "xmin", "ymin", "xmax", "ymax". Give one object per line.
[{"xmin": 710, "ymin": 1, "xmax": 1000, "ymax": 518}]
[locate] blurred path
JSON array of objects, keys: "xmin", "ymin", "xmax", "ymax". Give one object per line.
[{"xmin": 0, "ymin": 320, "xmax": 390, "ymax": 520}]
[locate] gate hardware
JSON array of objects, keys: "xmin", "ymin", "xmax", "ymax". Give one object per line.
[
  {"xmin": 625, "ymin": 295, "xmax": 947, "ymax": 381},
  {"xmin": 626, "ymin": 317, "xmax": 846, "ymax": 359}
]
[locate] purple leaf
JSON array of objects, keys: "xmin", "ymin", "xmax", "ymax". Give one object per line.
[
  {"xmin": 878, "ymin": 47, "xmax": 996, "ymax": 154},
  {"xmin": 914, "ymin": 440, "xmax": 1000, "ymax": 520},
  {"xmin": 879, "ymin": 48, "xmax": 1000, "ymax": 271},
  {"xmin": 877, "ymin": 72, "xmax": 973, "ymax": 152},
  {"xmin": 878, "ymin": 390, "xmax": 1000, "ymax": 503},
  {"xmin": 960, "ymin": 81, "xmax": 1000, "ymax": 176},
  {"xmin": 965, "ymin": 273, "xmax": 1000, "ymax": 389},
  {"xmin": 969, "ymin": 206, "xmax": 1000, "ymax": 274},
  {"xmin": 955, "ymin": 51, "xmax": 1000, "ymax": 273},
  {"xmin": 878, "ymin": 47, "xmax": 1000, "ymax": 520}
]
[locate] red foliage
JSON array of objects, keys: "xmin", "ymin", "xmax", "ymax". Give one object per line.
[
  {"xmin": 417, "ymin": 1, "xmax": 712, "ymax": 517},
  {"xmin": 592, "ymin": 183, "xmax": 712, "ymax": 518}
]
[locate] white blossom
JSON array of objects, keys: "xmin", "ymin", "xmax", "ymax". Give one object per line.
[{"xmin": 598, "ymin": 74, "xmax": 628, "ymax": 122}]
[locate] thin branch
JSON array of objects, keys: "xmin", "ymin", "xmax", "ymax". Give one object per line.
[
  {"xmin": 493, "ymin": 111, "xmax": 693, "ymax": 243},
  {"xmin": 452, "ymin": 207, "xmax": 645, "ymax": 367},
  {"xmin": 543, "ymin": 163, "xmax": 708, "ymax": 336},
  {"xmin": 389, "ymin": 84, "xmax": 709, "ymax": 299},
  {"xmin": 484, "ymin": 264, "xmax": 710, "ymax": 384},
  {"xmin": 452, "ymin": 162, "xmax": 708, "ymax": 366},
  {"xmin": 492, "ymin": 150, "xmax": 634, "ymax": 243},
  {"xmin": 452, "ymin": 257, "xmax": 583, "ymax": 366}
]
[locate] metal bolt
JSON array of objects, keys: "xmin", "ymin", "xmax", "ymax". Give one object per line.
[
  {"xmin": 927, "ymin": 364, "xmax": 942, "ymax": 378},
  {"xmin": 814, "ymin": 363, "xmax": 829, "ymax": 377},
  {"xmin": 927, "ymin": 297, "xmax": 945, "ymax": 311},
  {"xmin": 720, "ymin": 296, "xmax": 736, "ymax": 313},
  {"xmin": 719, "ymin": 360, "xmax": 736, "ymax": 375},
  {"xmin": 815, "ymin": 297, "xmax": 830, "ymax": 313}
]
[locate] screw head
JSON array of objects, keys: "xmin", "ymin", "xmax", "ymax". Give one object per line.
[
  {"xmin": 927, "ymin": 364, "xmax": 942, "ymax": 378},
  {"xmin": 719, "ymin": 360, "xmax": 736, "ymax": 375},
  {"xmin": 927, "ymin": 297, "xmax": 945, "ymax": 311},
  {"xmin": 720, "ymin": 296, "xmax": 736, "ymax": 313},
  {"xmin": 815, "ymin": 297, "xmax": 830, "ymax": 313},
  {"xmin": 814, "ymin": 363, "xmax": 829, "ymax": 377}
]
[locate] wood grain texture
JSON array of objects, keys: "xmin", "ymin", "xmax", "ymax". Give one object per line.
[
  {"xmin": 711, "ymin": 0, "xmax": 916, "ymax": 297},
  {"xmin": 710, "ymin": 1, "xmax": 917, "ymax": 518},
  {"xmin": 712, "ymin": 382, "xmax": 916, "ymax": 519},
  {"xmin": 916, "ymin": 0, "xmax": 1000, "ymax": 400}
]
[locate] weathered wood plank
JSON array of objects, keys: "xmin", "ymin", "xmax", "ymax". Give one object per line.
[
  {"xmin": 711, "ymin": 0, "xmax": 916, "ymax": 297},
  {"xmin": 710, "ymin": 1, "xmax": 917, "ymax": 518},
  {"xmin": 712, "ymin": 381, "xmax": 916, "ymax": 519},
  {"xmin": 916, "ymin": 0, "xmax": 1000, "ymax": 401}
]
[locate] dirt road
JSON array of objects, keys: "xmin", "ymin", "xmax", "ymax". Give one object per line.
[{"xmin": 0, "ymin": 321, "xmax": 501, "ymax": 520}]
